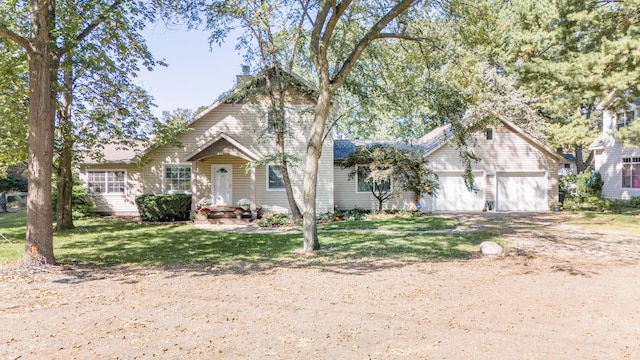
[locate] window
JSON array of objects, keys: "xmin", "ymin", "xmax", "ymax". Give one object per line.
[
  {"xmin": 266, "ymin": 110, "xmax": 286, "ymax": 135},
  {"xmin": 87, "ymin": 170, "xmax": 125, "ymax": 194},
  {"xmin": 616, "ymin": 109, "xmax": 636, "ymax": 129},
  {"xmin": 164, "ymin": 164, "xmax": 191, "ymax": 193},
  {"xmin": 622, "ymin": 157, "xmax": 640, "ymax": 189},
  {"xmin": 564, "ymin": 163, "xmax": 571, "ymax": 169},
  {"xmin": 267, "ymin": 165, "xmax": 285, "ymax": 190},
  {"xmin": 356, "ymin": 165, "xmax": 391, "ymax": 193},
  {"xmin": 485, "ymin": 128, "xmax": 493, "ymax": 140}
]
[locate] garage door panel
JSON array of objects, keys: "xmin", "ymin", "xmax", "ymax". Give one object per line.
[
  {"xmin": 496, "ymin": 172, "xmax": 547, "ymax": 211},
  {"xmin": 434, "ymin": 173, "xmax": 485, "ymax": 211}
]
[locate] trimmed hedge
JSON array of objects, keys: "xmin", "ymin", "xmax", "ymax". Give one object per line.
[{"xmin": 135, "ymin": 194, "xmax": 191, "ymax": 222}]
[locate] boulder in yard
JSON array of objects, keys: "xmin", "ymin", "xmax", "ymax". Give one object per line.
[{"xmin": 479, "ymin": 241, "xmax": 502, "ymax": 255}]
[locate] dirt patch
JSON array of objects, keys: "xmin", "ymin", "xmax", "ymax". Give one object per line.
[{"xmin": 2, "ymin": 213, "xmax": 639, "ymax": 359}]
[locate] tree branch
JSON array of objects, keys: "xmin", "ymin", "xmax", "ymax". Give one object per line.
[
  {"xmin": 57, "ymin": 0, "xmax": 125, "ymax": 56},
  {"xmin": 0, "ymin": 25, "xmax": 31, "ymax": 53},
  {"xmin": 330, "ymin": 0, "xmax": 420, "ymax": 92}
]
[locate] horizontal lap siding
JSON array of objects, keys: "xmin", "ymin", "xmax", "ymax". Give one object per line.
[
  {"xmin": 80, "ymin": 164, "xmax": 142, "ymax": 215},
  {"xmin": 143, "ymin": 103, "xmax": 334, "ymax": 213},
  {"xmin": 427, "ymin": 124, "xmax": 559, "ymax": 204},
  {"xmin": 333, "ymin": 166, "xmax": 416, "ymax": 211},
  {"xmin": 594, "ymin": 134, "xmax": 640, "ymax": 200}
]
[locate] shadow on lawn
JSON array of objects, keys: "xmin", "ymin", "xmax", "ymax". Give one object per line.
[{"xmin": 47, "ymin": 216, "xmax": 497, "ymax": 283}]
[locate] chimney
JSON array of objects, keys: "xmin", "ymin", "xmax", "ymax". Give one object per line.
[{"xmin": 236, "ymin": 65, "xmax": 251, "ymax": 84}]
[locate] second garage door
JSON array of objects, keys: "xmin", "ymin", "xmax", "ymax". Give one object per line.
[
  {"xmin": 433, "ymin": 172, "xmax": 486, "ymax": 211},
  {"xmin": 496, "ymin": 172, "xmax": 548, "ymax": 211}
]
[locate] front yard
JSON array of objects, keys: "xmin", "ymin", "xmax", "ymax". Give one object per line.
[
  {"xmin": 0, "ymin": 211, "xmax": 491, "ymax": 266},
  {"xmin": 1, "ymin": 210, "xmax": 639, "ymax": 359}
]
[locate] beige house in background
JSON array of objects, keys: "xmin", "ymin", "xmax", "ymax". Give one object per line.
[{"xmin": 80, "ymin": 69, "xmax": 561, "ymax": 216}]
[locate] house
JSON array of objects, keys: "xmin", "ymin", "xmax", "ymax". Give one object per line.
[
  {"xmin": 335, "ymin": 117, "xmax": 562, "ymax": 212},
  {"xmin": 80, "ymin": 67, "xmax": 334, "ymax": 216},
  {"xmin": 80, "ymin": 69, "xmax": 562, "ymax": 215},
  {"xmin": 557, "ymin": 153, "xmax": 577, "ymax": 177},
  {"xmin": 589, "ymin": 99, "xmax": 640, "ymax": 200}
]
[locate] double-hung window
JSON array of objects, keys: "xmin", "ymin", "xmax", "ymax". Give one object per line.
[
  {"xmin": 87, "ymin": 170, "xmax": 125, "ymax": 194},
  {"xmin": 356, "ymin": 165, "xmax": 391, "ymax": 193},
  {"xmin": 616, "ymin": 109, "xmax": 636, "ymax": 129},
  {"xmin": 164, "ymin": 164, "xmax": 192, "ymax": 194},
  {"xmin": 622, "ymin": 157, "xmax": 640, "ymax": 189},
  {"xmin": 267, "ymin": 165, "xmax": 285, "ymax": 191}
]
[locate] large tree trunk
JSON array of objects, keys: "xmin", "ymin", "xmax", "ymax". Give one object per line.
[
  {"xmin": 302, "ymin": 90, "xmax": 332, "ymax": 252},
  {"xmin": 24, "ymin": 0, "xmax": 55, "ymax": 265},
  {"xmin": 55, "ymin": 64, "xmax": 75, "ymax": 231},
  {"xmin": 574, "ymin": 145, "xmax": 594, "ymax": 174},
  {"xmin": 274, "ymin": 92, "xmax": 302, "ymax": 223}
]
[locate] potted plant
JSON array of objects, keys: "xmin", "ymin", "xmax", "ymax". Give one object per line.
[
  {"xmin": 237, "ymin": 198, "xmax": 251, "ymax": 210},
  {"xmin": 550, "ymin": 201, "xmax": 562, "ymax": 212},
  {"xmin": 233, "ymin": 207, "xmax": 245, "ymax": 219},
  {"xmin": 196, "ymin": 206, "xmax": 213, "ymax": 220}
]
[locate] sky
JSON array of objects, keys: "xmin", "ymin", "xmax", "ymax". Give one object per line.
[{"xmin": 136, "ymin": 23, "xmax": 244, "ymax": 118}]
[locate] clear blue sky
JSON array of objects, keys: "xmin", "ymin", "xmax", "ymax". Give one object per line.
[{"xmin": 136, "ymin": 23, "xmax": 244, "ymax": 117}]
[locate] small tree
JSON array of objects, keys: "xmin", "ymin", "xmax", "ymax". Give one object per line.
[{"xmin": 341, "ymin": 144, "xmax": 438, "ymax": 212}]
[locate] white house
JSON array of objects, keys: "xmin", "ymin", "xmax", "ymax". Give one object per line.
[{"xmin": 589, "ymin": 99, "xmax": 640, "ymax": 200}]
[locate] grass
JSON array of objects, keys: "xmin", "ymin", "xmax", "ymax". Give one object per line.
[
  {"xmin": 566, "ymin": 211, "xmax": 640, "ymax": 234},
  {"xmin": 0, "ymin": 211, "xmax": 489, "ymax": 266},
  {"xmin": 317, "ymin": 215, "xmax": 459, "ymax": 231}
]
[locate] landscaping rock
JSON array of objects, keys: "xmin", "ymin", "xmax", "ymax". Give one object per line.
[{"xmin": 479, "ymin": 241, "xmax": 502, "ymax": 255}]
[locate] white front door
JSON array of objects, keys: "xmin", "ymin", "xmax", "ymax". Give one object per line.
[{"xmin": 212, "ymin": 165, "xmax": 232, "ymax": 205}]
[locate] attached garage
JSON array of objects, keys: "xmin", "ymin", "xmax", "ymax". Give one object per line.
[
  {"xmin": 433, "ymin": 172, "xmax": 486, "ymax": 211},
  {"xmin": 496, "ymin": 172, "xmax": 548, "ymax": 211}
]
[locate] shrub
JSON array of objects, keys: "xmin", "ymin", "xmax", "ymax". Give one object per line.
[
  {"xmin": 575, "ymin": 171, "xmax": 603, "ymax": 200},
  {"xmin": 135, "ymin": 194, "xmax": 191, "ymax": 222},
  {"xmin": 52, "ymin": 172, "xmax": 95, "ymax": 219},
  {"xmin": 256, "ymin": 213, "xmax": 292, "ymax": 228}
]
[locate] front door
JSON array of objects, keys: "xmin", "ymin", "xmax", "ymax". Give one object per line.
[{"xmin": 212, "ymin": 165, "xmax": 232, "ymax": 205}]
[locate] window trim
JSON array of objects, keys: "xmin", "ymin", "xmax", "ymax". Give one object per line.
[
  {"xmin": 266, "ymin": 164, "xmax": 286, "ymax": 191},
  {"xmin": 621, "ymin": 157, "xmax": 640, "ymax": 189},
  {"xmin": 266, "ymin": 109, "xmax": 287, "ymax": 135},
  {"xmin": 355, "ymin": 165, "xmax": 392, "ymax": 194},
  {"xmin": 485, "ymin": 127, "xmax": 493, "ymax": 140},
  {"xmin": 616, "ymin": 108, "xmax": 637, "ymax": 129},
  {"xmin": 86, "ymin": 169, "xmax": 127, "ymax": 195},
  {"xmin": 162, "ymin": 163, "xmax": 192, "ymax": 194}
]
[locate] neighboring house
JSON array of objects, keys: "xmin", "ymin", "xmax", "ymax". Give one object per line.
[
  {"xmin": 559, "ymin": 153, "xmax": 577, "ymax": 176},
  {"xmin": 589, "ymin": 99, "xmax": 640, "ymax": 200},
  {"xmin": 80, "ymin": 69, "xmax": 561, "ymax": 215}
]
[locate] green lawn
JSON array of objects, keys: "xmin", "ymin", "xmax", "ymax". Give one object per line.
[
  {"xmin": 566, "ymin": 212, "xmax": 640, "ymax": 234},
  {"xmin": 317, "ymin": 215, "xmax": 459, "ymax": 231},
  {"xmin": 0, "ymin": 211, "xmax": 492, "ymax": 266}
]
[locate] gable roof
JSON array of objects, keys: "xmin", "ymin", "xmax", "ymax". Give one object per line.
[
  {"xmin": 185, "ymin": 133, "xmax": 260, "ymax": 162},
  {"xmin": 187, "ymin": 65, "xmax": 317, "ymax": 127},
  {"xmin": 335, "ymin": 116, "xmax": 562, "ymax": 162}
]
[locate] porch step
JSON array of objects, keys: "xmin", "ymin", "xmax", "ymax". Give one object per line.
[{"xmin": 194, "ymin": 218, "xmax": 250, "ymax": 225}]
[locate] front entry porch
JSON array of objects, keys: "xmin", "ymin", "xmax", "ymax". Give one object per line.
[{"xmin": 186, "ymin": 133, "xmax": 262, "ymax": 220}]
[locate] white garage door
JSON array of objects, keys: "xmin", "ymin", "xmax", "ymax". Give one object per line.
[
  {"xmin": 496, "ymin": 172, "xmax": 548, "ymax": 211},
  {"xmin": 433, "ymin": 173, "xmax": 486, "ymax": 211}
]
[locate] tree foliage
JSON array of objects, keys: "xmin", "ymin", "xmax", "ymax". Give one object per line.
[
  {"xmin": 494, "ymin": 0, "xmax": 640, "ymax": 172},
  {"xmin": 341, "ymin": 144, "xmax": 438, "ymax": 212}
]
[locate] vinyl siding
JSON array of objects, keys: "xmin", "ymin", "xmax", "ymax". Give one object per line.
[
  {"xmin": 80, "ymin": 164, "xmax": 142, "ymax": 215},
  {"xmin": 426, "ymin": 123, "xmax": 559, "ymax": 206},
  {"xmin": 593, "ymin": 132, "xmax": 640, "ymax": 200},
  {"xmin": 142, "ymin": 103, "xmax": 334, "ymax": 213},
  {"xmin": 333, "ymin": 166, "xmax": 416, "ymax": 211}
]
